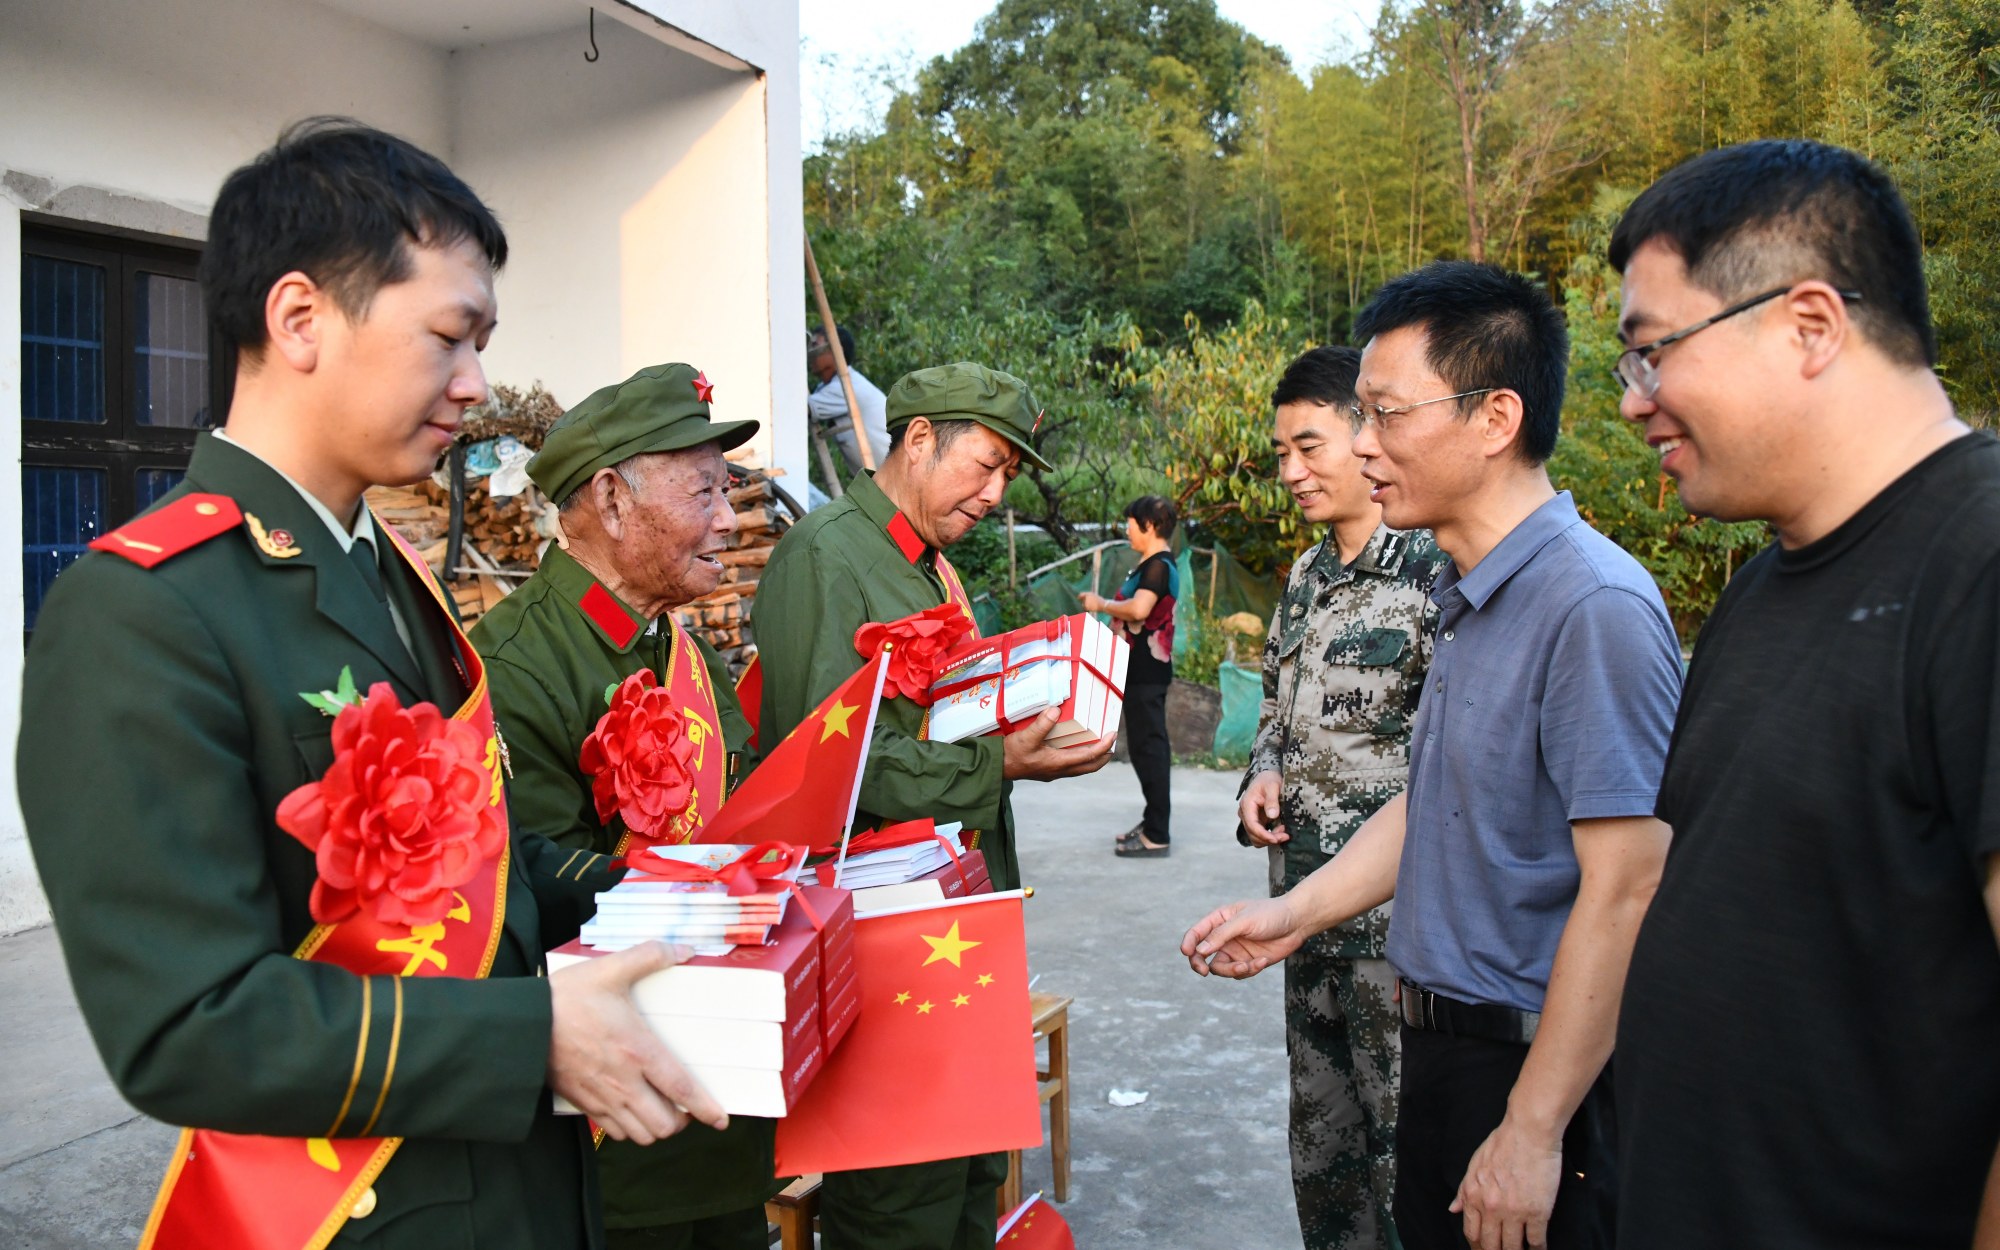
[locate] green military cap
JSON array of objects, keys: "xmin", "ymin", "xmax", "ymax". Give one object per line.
[
  {"xmin": 528, "ymin": 362, "xmax": 759, "ymax": 502},
  {"xmin": 883, "ymin": 361, "xmax": 1052, "ymax": 472}
]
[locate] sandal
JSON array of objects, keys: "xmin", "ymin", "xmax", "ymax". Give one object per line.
[
  {"xmin": 1113, "ymin": 824, "xmax": 1145, "ymax": 849},
  {"xmin": 1115, "ymin": 838, "xmax": 1171, "ymax": 858}
]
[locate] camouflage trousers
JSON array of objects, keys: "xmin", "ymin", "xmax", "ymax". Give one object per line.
[{"xmin": 1274, "ymin": 852, "xmax": 1402, "ymax": 1250}]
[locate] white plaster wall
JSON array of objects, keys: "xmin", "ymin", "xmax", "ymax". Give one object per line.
[
  {"xmin": 0, "ymin": 197, "xmax": 35, "ymax": 936},
  {"xmin": 0, "ymin": 0, "xmax": 452, "ymax": 214},
  {"xmin": 621, "ymin": 0, "xmax": 809, "ymax": 483},
  {"xmin": 456, "ymin": 9, "xmax": 806, "ymax": 481}
]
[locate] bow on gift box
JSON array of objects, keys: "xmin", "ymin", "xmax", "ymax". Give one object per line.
[
  {"xmin": 852, "ymin": 604, "xmax": 977, "ymax": 704},
  {"xmin": 811, "ymin": 818, "xmax": 969, "ymax": 891},
  {"xmin": 617, "ymin": 841, "xmax": 826, "ymax": 929},
  {"xmin": 927, "ymin": 619, "xmax": 1120, "ymax": 734}
]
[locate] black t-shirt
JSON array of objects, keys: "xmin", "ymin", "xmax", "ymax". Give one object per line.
[
  {"xmin": 1617, "ymin": 433, "xmax": 2000, "ymax": 1249},
  {"xmin": 1117, "ymin": 552, "xmax": 1177, "ymax": 686}
]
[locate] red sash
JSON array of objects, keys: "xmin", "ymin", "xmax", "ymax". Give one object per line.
[
  {"xmin": 935, "ymin": 552, "xmax": 979, "ymax": 633},
  {"xmin": 610, "ymin": 618, "xmax": 728, "ymax": 857},
  {"xmin": 140, "ymin": 519, "xmax": 511, "ymax": 1250}
]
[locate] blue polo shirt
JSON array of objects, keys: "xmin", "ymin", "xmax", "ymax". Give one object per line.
[{"xmin": 1385, "ymin": 492, "xmax": 1682, "ymax": 1013}]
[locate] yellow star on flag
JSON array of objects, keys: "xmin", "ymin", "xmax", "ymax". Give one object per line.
[
  {"xmin": 976, "ymin": 973, "xmax": 994, "ymax": 987},
  {"xmin": 820, "ymin": 699, "xmax": 859, "ymax": 742},
  {"xmin": 894, "ymin": 991, "xmax": 911, "ymax": 1005},
  {"xmin": 953, "ymin": 994, "xmax": 970, "ymax": 1007},
  {"xmin": 917, "ymin": 1000, "xmax": 934, "ymax": 1014},
  {"xmin": 921, "ymin": 920, "xmax": 981, "ymax": 968}
]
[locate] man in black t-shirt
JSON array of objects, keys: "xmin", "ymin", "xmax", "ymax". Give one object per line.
[{"xmin": 1609, "ymin": 140, "xmax": 2000, "ymax": 1248}]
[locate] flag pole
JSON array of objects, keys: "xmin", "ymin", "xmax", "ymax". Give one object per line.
[{"xmin": 832, "ymin": 649, "xmax": 891, "ymax": 888}]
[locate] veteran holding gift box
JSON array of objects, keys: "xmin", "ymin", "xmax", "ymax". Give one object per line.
[
  {"xmin": 471, "ymin": 363, "xmax": 780, "ymax": 1250},
  {"xmin": 15, "ymin": 119, "xmax": 721, "ymax": 1250},
  {"xmin": 752, "ymin": 361, "xmax": 1113, "ymax": 1250}
]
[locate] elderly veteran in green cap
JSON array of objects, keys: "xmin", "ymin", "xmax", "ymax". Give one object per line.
[
  {"xmin": 752, "ymin": 361, "xmax": 1112, "ymax": 1250},
  {"xmin": 470, "ymin": 361, "xmax": 778, "ymax": 1250}
]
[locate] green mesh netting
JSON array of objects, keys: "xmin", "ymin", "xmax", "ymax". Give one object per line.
[{"xmin": 1213, "ymin": 660, "xmax": 1262, "ymax": 763}]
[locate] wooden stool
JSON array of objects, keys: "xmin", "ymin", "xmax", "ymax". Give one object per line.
[
  {"xmin": 765, "ymin": 1174, "xmax": 821, "ymax": 1250},
  {"xmin": 1001, "ymin": 990, "xmax": 1075, "ymax": 1215}
]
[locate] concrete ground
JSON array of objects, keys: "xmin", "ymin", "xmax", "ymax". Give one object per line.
[{"xmin": 0, "ymin": 762, "xmax": 1300, "ymax": 1249}]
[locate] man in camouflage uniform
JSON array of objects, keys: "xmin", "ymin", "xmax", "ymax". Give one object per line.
[{"xmin": 1237, "ymin": 347, "xmax": 1446, "ymax": 1250}]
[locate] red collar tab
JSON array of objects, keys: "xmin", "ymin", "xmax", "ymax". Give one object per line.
[
  {"xmin": 886, "ymin": 512, "xmax": 926, "ymax": 564},
  {"xmin": 90, "ymin": 494, "xmax": 242, "ymax": 569},
  {"xmin": 578, "ymin": 582, "xmax": 643, "ymax": 649}
]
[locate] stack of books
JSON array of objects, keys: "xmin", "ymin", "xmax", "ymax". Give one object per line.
[
  {"xmin": 575, "ymin": 843, "xmax": 808, "ymax": 953},
  {"xmin": 549, "ymin": 872, "xmax": 857, "ymax": 1117},
  {"xmin": 926, "ymin": 613, "xmax": 1129, "ymax": 746},
  {"xmin": 818, "ymin": 821, "xmax": 995, "ymax": 914}
]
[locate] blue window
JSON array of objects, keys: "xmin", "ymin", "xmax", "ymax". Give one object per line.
[
  {"xmin": 20, "ymin": 227, "xmax": 229, "ymax": 637},
  {"xmin": 21, "ymin": 467, "xmax": 105, "ymax": 632}
]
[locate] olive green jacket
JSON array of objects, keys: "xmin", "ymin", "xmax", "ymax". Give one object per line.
[
  {"xmin": 17, "ymin": 434, "xmax": 616, "ymax": 1249},
  {"xmin": 471, "ymin": 545, "xmax": 780, "ymax": 1227},
  {"xmin": 750, "ymin": 472, "xmax": 1018, "ymax": 890}
]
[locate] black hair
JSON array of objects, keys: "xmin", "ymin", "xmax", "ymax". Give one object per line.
[
  {"xmin": 200, "ymin": 116, "xmax": 508, "ymax": 358},
  {"xmin": 1352, "ymin": 261, "xmax": 1567, "ymax": 464},
  {"xmin": 1272, "ymin": 345, "xmax": 1362, "ymax": 410},
  {"xmin": 886, "ymin": 417, "xmax": 978, "ymax": 460},
  {"xmin": 1608, "ymin": 140, "xmax": 1934, "ymax": 368},
  {"xmin": 811, "ymin": 325, "xmax": 858, "ymax": 367},
  {"xmin": 1124, "ymin": 495, "xmax": 1179, "ymax": 539}
]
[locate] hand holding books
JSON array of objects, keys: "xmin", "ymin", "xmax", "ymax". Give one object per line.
[{"xmin": 547, "ymin": 940, "xmax": 730, "ymax": 1144}]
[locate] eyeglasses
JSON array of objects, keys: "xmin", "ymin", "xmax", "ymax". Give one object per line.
[
  {"xmin": 1613, "ymin": 285, "xmax": 1863, "ymax": 399},
  {"xmin": 1346, "ymin": 388, "xmax": 1495, "ymax": 434}
]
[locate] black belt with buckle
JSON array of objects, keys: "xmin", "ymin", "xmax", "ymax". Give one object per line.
[{"xmin": 1399, "ymin": 978, "xmax": 1540, "ymax": 1046}]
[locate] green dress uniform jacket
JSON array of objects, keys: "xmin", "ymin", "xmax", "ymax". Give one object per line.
[
  {"xmin": 471, "ymin": 544, "xmax": 785, "ymax": 1231},
  {"xmin": 16, "ymin": 434, "xmax": 620, "ymax": 1249},
  {"xmin": 750, "ymin": 471, "xmax": 1011, "ymax": 1250},
  {"xmin": 752, "ymin": 472, "xmax": 1018, "ymax": 892}
]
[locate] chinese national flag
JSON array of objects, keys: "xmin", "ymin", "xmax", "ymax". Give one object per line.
[
  {"xmin": 698, "ymin": 653, "xmax": 886, "ymax": 845},
  {"xmin": 997, "ymin": 1195, "xmax": 1076, "ymax": 1249},
  {"xmin": 774, "ymin": 893, "xmax": 1043, "ymax": 1173}
]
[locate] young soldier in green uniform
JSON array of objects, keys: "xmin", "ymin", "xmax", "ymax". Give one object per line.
[
  {"xmin": 1238, "ymin": 348, "xmax": 1446, "ymax": 1250},
  {"xmin": 752, "ymin": 362, "xmax": 1112, "ymax": 1250},
  {"xmin": 15, "ymin": 120, "xmax": 723, "ymax": 1250},
  {"xmin": 472, "ymin": 363, "xmax": 782, "ymax": 1250}
]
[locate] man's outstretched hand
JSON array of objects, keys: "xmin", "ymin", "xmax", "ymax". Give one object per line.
[
  {"xmin": 548, "ymin": 940, "xmax": 728, "ymax": 1145},
  {"xmin": 1181, "ymin": 896, "xmax": 1307, "ymax": 978}
]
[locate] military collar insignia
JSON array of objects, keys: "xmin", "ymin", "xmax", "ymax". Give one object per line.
[
  {"xmin": 577, "ymin": 582, "xmax": 645, "ymax": 650},
  {"xmin": 90, "ymin": 493, "xmax": 243, "ymax": 568},
  {"xmin": 692, "ymin": 370, "xmax": 716, "ymax": 403},
  {"xmin": 1357, "ymin": 529, "xmax": 1408, "ymax": 577},
  {"xmin": 886, "ymin": 512, "xmax": 927, "ymax": 564},
  {"xmin": 247, "ymin": 512, "xmax": 303, "ymax": 559}
]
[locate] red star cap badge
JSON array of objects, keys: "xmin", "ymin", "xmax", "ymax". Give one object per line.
[
  {"xmin": 692, "ymin": 370, "xmax": 716, "ymax": 404},
  {"xmin": 1031, "ymin": 408, "xmax": 1045, "ymax": 434}
]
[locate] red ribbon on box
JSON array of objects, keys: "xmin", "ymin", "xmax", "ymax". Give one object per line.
[
  {"xmin": 615, "ymin": 841, "xmax": 826, "ymax": 929},
  {"xmin": 812, "ymin": 818, "xmax": 968, "ymax": 891},
  {"xmin": 928, "ymin": 617, "xmax": 1121, "ymax": 734}
]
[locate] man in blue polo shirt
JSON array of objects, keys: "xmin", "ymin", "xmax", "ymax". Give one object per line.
[{"xmin": 1183, "ymin": 262, "xmax": 1682, "ymax": 1250}]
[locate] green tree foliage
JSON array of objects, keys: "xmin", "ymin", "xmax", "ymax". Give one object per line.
[{"xmin": 806, "ymin": 0, "xmax": 2000, "ymax": 640}]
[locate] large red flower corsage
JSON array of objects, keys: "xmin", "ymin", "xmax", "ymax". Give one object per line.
[
  {"xmin": 578, "ymin": 670, "xmax": 697, "ymax": 842},
  {"xmin": 277, "ymin": 684, "xmax": 505, "ymax": 927},
  {"xmin": 853, "ymin": 603, "xmax": 976, "ymax": 703}
]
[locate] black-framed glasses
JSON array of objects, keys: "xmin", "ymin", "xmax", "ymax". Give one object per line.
[
  {"xmin": 1346, "ymin": 388, "xmax": 1495, "ymax": 434},
  {"xmin": 1613, "ymin": 285, "xmax": 1863, "ymax": 398}
]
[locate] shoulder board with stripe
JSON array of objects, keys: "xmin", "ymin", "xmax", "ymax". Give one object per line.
[{"xmin": 89, "ymin": 494, "xmax": 243, "ymax": 569}]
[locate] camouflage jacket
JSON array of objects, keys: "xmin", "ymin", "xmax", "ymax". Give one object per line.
[{"xmin": 1244, "ymin": 524, "xmax": 1447, "ymax": 957}]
